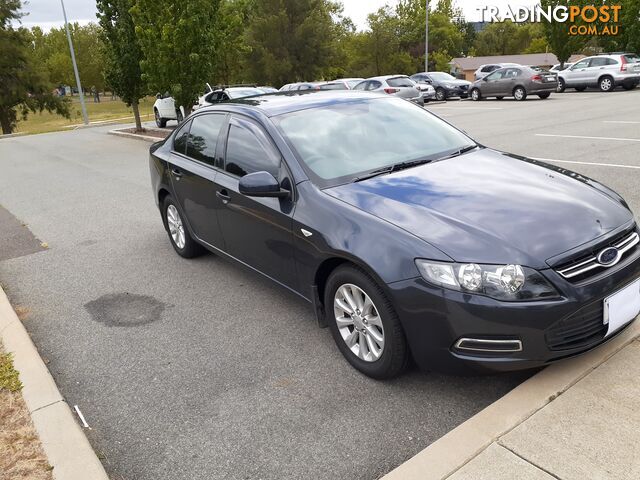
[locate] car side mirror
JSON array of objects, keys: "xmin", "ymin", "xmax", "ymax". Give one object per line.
[{"xmin": 239, "ymin": 171, "xmax": 289, "ymax": 198}]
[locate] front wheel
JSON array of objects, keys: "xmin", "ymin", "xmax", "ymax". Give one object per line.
[
  {"xmin": 162, "ymin": 195, "xmax": 205, "ymax": 258},
  {"xmin": 513, "ymin": 86, "xmax": 527, "ymax": 101},
  {"xmin": 325, "ymin": 265, "xmax": 409, "ymax": 379},
  {"xmin": 599, "ymin": 76, "xmax": 614, "ymax": 92},
  {"xmin": 435, "ymin": 87, "xmax": 446, "ymax": 101},
  {"xmin": 557, "ymin": 78, "xmax": 566, "ymax": 93},
  {"xmin": 538, "ymin": 92, "xmax": 551, "ymax": 99},
  {"xmin": 470, "ymin": 88, "xmax": 482, "ymax": 101}
]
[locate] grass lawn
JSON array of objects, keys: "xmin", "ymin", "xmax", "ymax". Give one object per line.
[
  {"xmin": 0, "ymin": 347, "xmax": 53, "ymax": 479},
  {"xmin": 14, "ymin": 95, "xmax": 157, "ymax": 135}
]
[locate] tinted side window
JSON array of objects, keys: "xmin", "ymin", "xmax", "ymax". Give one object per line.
[
  {"xmin": 173, "ymin": 120, "xmax": 191, "ymax": 154},
  {"xmin": 590, "ymin": 57, "xmax": 608, "ymax": 67},
  {"xmin": 225, "ymin": 123, "xmax": 280, "ymax": 178},
  {"xmin": 573, "ymin": 59, "xmax": 590, "ymax": 69},
  {"xmin": 367, "ymin": 80, "xmax": 382, "ymax": 90},
  {"xmin": 352, "ymin": 81, "xmax": 367, "ymax": 90},
  {"xmin": 185, "ymin": 114, "xmax": 225, "ymax": 166}
]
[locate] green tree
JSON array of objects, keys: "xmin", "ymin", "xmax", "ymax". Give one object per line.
[
  {"xmin": 131, "ymin": 0, "xmax": 220, "ymax": 113},
  {"xmin": 540, "ymin": 0, "xmax": 590, "ymax": 67},
  {"xmin": 243, "ymin": 0, "xmax": 345, "ymax": 86},
  {"xmin": 96, "ymin": 0, "xmax": 145, "ymax": 131},
  {"xmin": 474, "ymin": 21, "xmax": 547, "ymax": 56},
  {"xmin": 0, "ymin": 0, "xmax": 70, "ymax": 134},
  {"xmin": 213, "ymin": 0, "xmax": 251, "ymax": 85}
]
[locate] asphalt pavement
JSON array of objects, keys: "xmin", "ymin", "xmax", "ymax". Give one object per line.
[{"xmin": 1, "ymin": 88, "xmax": 638, "ymax": 480}]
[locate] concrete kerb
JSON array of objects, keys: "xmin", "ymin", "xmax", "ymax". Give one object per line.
[
  {"xmin": 0, "ymin": 286, "xmax": 109, "ymax": 480},
  {"xmin": 382, "ymin": 318, "xmax": 640, "ymax": 480}
]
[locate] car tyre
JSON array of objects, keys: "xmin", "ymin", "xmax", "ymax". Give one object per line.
[
  {"xmin": 557, "ymin": 78, "xmax": 566, "ymax": 93},
  {"xmin": 325, "ymin": 265, "xmax": 409, "ymax": 379},
  {"xmin": 599, "ymin": 76, "xmax": 614, "ymax": 92},
  {"xmin": 162, "ymin": 195, "xmax": 205, "ymax": 258},
  {"xmin": 538, "ymin": 92, "xmax": 551, "ymax": 99},
  {"xmin": 470, "ymin": 88, "xmax": 482, "ymax": 101},
  {"xmin": 435, "ymin": 87, "xmax": 446, "ymax": 101},
  {"xmin": 513, "ymin": 86, "xmax": 527, "ymax": 101},
  {"xmin": 176, "ymin": 109, "xmax": 184, "ymax": 123},
  {"xmin": 155, "ymin": 109, "xmax": 167, "ymax": 128}
]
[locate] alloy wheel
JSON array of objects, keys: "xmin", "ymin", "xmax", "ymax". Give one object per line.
[
  {"xmin": 600, "ymin": 77, "xmax": 613, "ymax": 92},
  {"xmin": 166, "ymin": 204, "xmax": 186, "ymax": 249},
  {"xmin": 471, "ymin": 89, "xmax": 480, "ymax": 101},
  {"xmin": 514, "ymin": 87, "xmax": 525, "ymax": 101},
  {"xmin": 333, "ymin": 283, "xmax": 385, "ymax": 362},
  {"xmin": 436, "ymin": 88, "xmax": 446, "ymax": 101}
]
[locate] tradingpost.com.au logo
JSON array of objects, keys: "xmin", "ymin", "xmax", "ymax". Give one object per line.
[{"xmin": 477, "ymin": 4, "xmax": 622, "ymax": 36}]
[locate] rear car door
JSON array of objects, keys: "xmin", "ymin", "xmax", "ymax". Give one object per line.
[
  {"xmin": 213, "ymin": 115, "xmax": 298, "ymax": 290},
  {"xmin": 168, "ymin": 113, "xmax": 227, "ymax": 249},
  {"xmin": 586, "ymin": 57, "xmax": 612, "ymax": 85}
]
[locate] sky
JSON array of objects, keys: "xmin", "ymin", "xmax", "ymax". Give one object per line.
[{"xmin": 17, "ymin": 0, "xmax": 540, "ymax": 31}]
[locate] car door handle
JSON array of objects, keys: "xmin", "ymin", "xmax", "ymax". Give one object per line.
[
  {"xmin": 171, "ymin": 168, "xmax": 183, "ymax": 178},
  {"xmin": 216, "ymin": 189, "xmax": 230, "ymax": 203}
]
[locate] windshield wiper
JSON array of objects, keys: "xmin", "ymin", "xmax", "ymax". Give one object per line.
[
  {"xmin": 435, "ymin": 144, "xmax": 478, "ymax": 161},
  {"xmin": 352, "ymin": 158, "xmax": 434, "ymax": 183}
]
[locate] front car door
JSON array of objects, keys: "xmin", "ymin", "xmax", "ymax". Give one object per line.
[
  {"xmin": 482, "ymin": 69, "xmax": 505, "ymax": 95},
  {"xmin": 564, "ymin": 58, "xmax": 591, "ymax": 86},
  {"xmin": 168, "ymin": 113, "xmax": 227, "ymax": 249},
  {"xmin": 213, "ymin": 115, "xmax": 298, "ymax": 290}
]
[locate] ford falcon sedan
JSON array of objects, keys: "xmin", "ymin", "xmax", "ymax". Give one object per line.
[{"xmin": 149, "ymin": 91, "xmax": 640, "ymax": 379}]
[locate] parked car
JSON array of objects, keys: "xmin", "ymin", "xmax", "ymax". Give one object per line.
[
  {"xmin": 415, "ymin": 82, "xmax": 436, "ymax": 102},
  {"xmin": 410, "ymin": 71, "xmax": 471, "ymax": 101},
  {"xmin": 193, "ymin": 86, "xmax": 265, "ymax": 111},
  {"xmin": 557, "ymin": 53, "xmax": 640, "ymax": 92},
  {"xmin": 319, "ymin": 78, "xmax": 365, "ymax": 90},
  {"xmin": 150, "ymin": 91, "xmax": 640, "ymax": 378},
  {"xmin": 470, "ymin": 66, "xmax": 558, "ymax": 101},
  {"xmin": 550, "ymin": 63, "xmax": 574, "ymax": 73},
  {"xmin": 474, "ymin": 63, "xmax": 520, "ymax": 81},
  {"xmin": 353, "ymin": 75, "xmax": 424, "ymax": 105},
  {"xmin": 153, "ymin": 92, "xmax": 184, "ymax": 128},
  {"xmin": 279, "ymin": 82, "xmax": 322, "ymax": 91}
]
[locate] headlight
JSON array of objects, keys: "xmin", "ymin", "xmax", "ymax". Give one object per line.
[{"xmin": 415, "ymin": 260, "xmax": 559, "ymax": 301}]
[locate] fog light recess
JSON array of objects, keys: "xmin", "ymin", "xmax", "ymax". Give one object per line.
[{"xmin": 454, "ymin": 338, "xmax": 523, "ymax": 353}]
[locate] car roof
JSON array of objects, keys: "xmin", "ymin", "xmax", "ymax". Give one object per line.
[
  {"xmin": 368, "ymin": 74, "xmax": 410, "ymax": 81},
  {"xmin": 196, "ymin": 90, "xmax": 385, "ymax": 117}
]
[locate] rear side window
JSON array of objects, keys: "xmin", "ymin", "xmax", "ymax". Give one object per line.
[
  {"xmin": 352, "ymin": 81, "xmax": 367, "ymax": 90},
  {"xmin": 623, "ymin": 54, "xmax": 639, "ymax": 63},
  {"xmin": 367, "ymin": 80, "xmax": 382, "ymax": 90},
  {"xmin": 173, "ymin": 120, "xmax": 191, "ymax": 154},
  {"xmin": 387, "ymin": 77, "xmax": 413, "ymax": 87},
  {"xmin": 185, "ymin": 114, "xmax": 226, "ymax": 166},
  {"xmin": 590, "ymin": 57, "xmax": 616, "ymax": 67},
  {"xmin": 224, "ymin": 122, "xmax": 280, "ymax": 178}
]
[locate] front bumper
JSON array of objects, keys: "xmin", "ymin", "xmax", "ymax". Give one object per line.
[
  {"xmin": 387, "ymin": 247, "xmax": 640, "ymax": 375},
  {"xmin": 443, "ymin": 85, "xmax": 470, "ymax": 98}
]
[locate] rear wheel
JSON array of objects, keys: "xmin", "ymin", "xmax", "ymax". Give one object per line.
[
  {"xmin": 325, "ymin": 265, "xmax": 409, "ymax": 379},
  {"xmin": 538, "ymin": 92, "xmax": 551, "ymax": 99},
  {"xmin": 470, "ymin": 88, "xmax": 482, "ymax": 101},
  {"xmin": 599, "ymin": 76, "xmax": 614, "ymax": 92},
  {"xmin": 435, "ymin": 87, "xmax": 446, "ymax": 101},
  {"xmin": 557, "ymin": 78, "xmax": 566, "ymax": 93},
  {"xmin": 162, "ymin": 195, "xmax": 205, "ymax": 258},
  {"xmin": 513, "ymin": 86, "xmax": 527, "ymax": 101},
  {"xmin": 155, "ymin": 109, "xmax": 167, "ymax": 128}
]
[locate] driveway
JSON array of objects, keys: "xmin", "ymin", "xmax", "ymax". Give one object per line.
[{"xmin": 0, "ymin": 126, "xmax": 526, "ymax": 479}]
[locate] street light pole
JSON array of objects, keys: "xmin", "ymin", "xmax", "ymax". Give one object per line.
[
  {"xmin": 60, "ymin": 0, "xmax": 88, "ymax": 125},
  {"xmin": 425, "ymin": 0, "xmax": 429, "ymax": 72}
]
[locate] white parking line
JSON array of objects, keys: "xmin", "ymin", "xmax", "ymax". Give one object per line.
[
  {"xmin": 532, "ymin": 157, "xmax": 640, "ymax": 170},
  {"xmin": 428, "ymin": 106, "xmax": 504, "ymax": 110},
  {"xmin": 603, "ymin": 121, "xmax": 640, "ymax": 124},
  {"xmin": 536, "ymin": 133, "xmax": 640, "ymax": 142}
]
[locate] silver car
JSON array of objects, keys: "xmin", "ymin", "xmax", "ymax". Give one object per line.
[
  {"xmin": 353, "ymin": 75, "xmax": 424, "ymax": 105},
  {"xmin": 557, "ymin": 53, "xmax": 640, "ymax": 92}
]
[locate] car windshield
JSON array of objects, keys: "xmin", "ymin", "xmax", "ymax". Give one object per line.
[
  {"xmin": 227, "ymin": 88, "xmax": 264, "ymax": 98},
  {"xmin": 428, "ymin": 72, "xmax": 455, "ymax": 81},
  {"xmin": 273, "ymin": 97, "xmax": 476, "ymax": 187}
]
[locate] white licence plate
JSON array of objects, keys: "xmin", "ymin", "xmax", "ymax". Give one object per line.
[{"xmin": 604, "ymin": 279, "xmax": 640, "ymax": 337}]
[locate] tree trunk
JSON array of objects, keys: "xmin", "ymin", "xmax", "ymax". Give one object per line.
[
  {"xmin": 0, "ymin": 110, "xmax": 13, "ymax": 135},
  {"xmin": 131, "ymin": 99, "xmax": 143, "ymax": 132}
]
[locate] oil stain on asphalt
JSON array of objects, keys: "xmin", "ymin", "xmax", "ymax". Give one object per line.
[{"xmin": 85, "ymin": 293, "xmax": 165, "ymax": 327}]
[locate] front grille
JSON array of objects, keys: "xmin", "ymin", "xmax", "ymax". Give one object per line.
[
  {"xmin": 546, "ymin": 302, "xmax": 606, "ymax": 351},
  {"xmin": 460, "ymin": 85, "xmax": 468, "ymax": 91},
  {"xmin": 555, "ymin": 230, "xmax": 639, "ymax": 282}
]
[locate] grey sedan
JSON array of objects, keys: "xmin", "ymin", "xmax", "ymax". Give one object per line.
[
  {"xmin": 353, "ymin": 75, "xmax": 424, "ymax": 105},
  {"xmin": 469, "ymin": 66, "xmax": 558, "ymax": 101}
]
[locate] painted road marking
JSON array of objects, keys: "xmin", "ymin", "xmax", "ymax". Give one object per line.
[
  {"xmin": 603, "ymin": 121, "xmax": 640, "ymax": 124},
  {"xmin": 536, "ymin": 133, "xmax": 640, "ymax": 142}
]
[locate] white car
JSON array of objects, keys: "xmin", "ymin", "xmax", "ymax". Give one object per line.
[
  {"xmin": 153, "ymin": 93, "xmax": 184, "ymax": 128},
  {"xmin": 557, "ymin": 53, "xmax": 640, "ymax": 92},
  {"xmin": 192, "ymin": 86, "xmax": 266, "ymax": 111}
]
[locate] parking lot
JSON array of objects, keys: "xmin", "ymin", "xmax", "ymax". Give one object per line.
[{"xmin": 0, "ymin": 88, "xmax": 639, "ymax": 480}]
